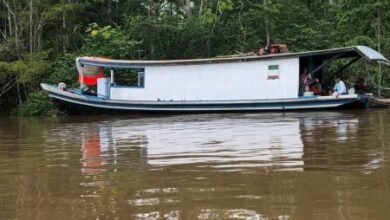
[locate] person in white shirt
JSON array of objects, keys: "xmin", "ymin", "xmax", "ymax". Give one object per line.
[{"xmin": 331, "ymin": 77, "xmax": 347, "ymax": 97}]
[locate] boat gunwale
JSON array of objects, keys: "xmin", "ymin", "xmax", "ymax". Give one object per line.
[{"xmin": 41, "ymin": 83, "xmax": 360, "ymax": 106}]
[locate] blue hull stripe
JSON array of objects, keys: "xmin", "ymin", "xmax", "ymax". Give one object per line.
[{"xmin": 47, "ymin": 92, "xmax": 360, "ymax": 112}]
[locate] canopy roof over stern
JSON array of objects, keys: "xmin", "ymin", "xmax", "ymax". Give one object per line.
[
  {"xmin": 355, "ymin": 46, "xmax": 389, "ymax": 64},
  {"xmin": 76, "ymin": 46, "xmax": 389, "ymax": 69},
  {"xmin": 298, "ymin": 46, "xmax": 389, "ymax": 65}
]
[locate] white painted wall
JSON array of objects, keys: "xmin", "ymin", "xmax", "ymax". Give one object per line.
[{"xmin": 110, "ymin": 58, "xmax": 299, "ymax": 101}]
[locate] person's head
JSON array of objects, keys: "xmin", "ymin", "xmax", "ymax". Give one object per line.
[
  {"xmin": 303, "ymin": 68, "xmax": 308, "ymax": 74},
  {"xmin": 335, "ymin": 77, "xmax": 341, "ymax": 82}
]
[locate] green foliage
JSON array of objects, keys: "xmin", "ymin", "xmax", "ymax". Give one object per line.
[
  {"xmin": 46, "ymin": 53, "xmax": 79, "ymax": 87},
  {"xmin": 81, "ymin": 23, "xmax": 142, "ymax": 59},
  {"xmin": 1, "ymin": 0, "xmax": 390, "ymax": 115},
  {"xmin": 0, "ymin": 53, "xmax": 49, "ymax": 84},
  {"xmin": 14, "ymin": 91, "xmax": 59, "ymax": 116},
  {"xmin": 0, "ymin": 38, "xmax": 20, "ymax": 61},
  {"xmin": 219, "ymin": 0, "xmax": 234, "ymax": 12},
  {"xmin": 201, "ymin": 9, "xmax": 217, "ymax": 24}
]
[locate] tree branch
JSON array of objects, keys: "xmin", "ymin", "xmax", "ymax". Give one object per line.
[
  {"xmin": 2, "ymin": 0, "xmax": 15, "ymax": 16},
  {"xmin": 0, "ymin": 78, "xmax": 18, "ymax": 97}
]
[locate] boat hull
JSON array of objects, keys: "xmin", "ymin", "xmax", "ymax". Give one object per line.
[{"xmin": 41, "ymin": 83, "xmax": 366, "ymax": 114}]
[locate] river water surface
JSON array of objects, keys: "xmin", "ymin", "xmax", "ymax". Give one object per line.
[{"xmin": 1, "ymin": 110, "xmax": 390, "ymax": 219}]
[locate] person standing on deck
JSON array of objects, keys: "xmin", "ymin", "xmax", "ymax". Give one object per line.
[{"xmin": 299, "ymin": 68, "xmax": 311, "ymax": 96}]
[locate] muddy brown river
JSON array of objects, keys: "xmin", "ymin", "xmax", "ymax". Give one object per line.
[{"xmin": 0, "ymin": 110, "xmax": 390, "ymax": 219}]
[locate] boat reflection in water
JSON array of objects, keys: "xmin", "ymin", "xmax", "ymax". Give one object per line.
[
  {"xmin": 81, "ymin": 126, "xmax": 110, "ymax": 174},
  {"xmin": 80, "ymin": 112, "xmax": 381, "ymax": 172},
  {"xmin": 300, "ymin": 112, "xmax": 383, "ymax": 173},
  {"xmin": 75, "ymin": 112, "xmax": 385, "ymax": 219},
  {"xmin": 81, "ymin": 115, "xmax": 305, "ymax": 173}
]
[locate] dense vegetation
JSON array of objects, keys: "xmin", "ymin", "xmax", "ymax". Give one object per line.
[{"xmin": 0, "ymin": 0, "xmax": 389, "ymax": 115}]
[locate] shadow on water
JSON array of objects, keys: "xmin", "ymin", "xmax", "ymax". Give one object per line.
[{"xmin": 0, "ymin": 110, "xmax": 390, "ymax": 219}]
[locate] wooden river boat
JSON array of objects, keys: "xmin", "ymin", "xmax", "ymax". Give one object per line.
[{"xmin": 41, "ymin": 46, "xmax": 389, "ymax": 113}]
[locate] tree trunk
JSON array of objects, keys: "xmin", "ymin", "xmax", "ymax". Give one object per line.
[
  {"xmin": 16, "ymin": 83, "xmax": 21, "ymax": 105},
  {"xmin": 263, "ymin": 0, "xmax": 270, "ymax": 47},
  {"xmin": 14, "ymin": 1, "xmax": 20, "ymax": 58},
  {"xmin": 37, "ymin": 27, "xmax": 42, "ymax": 51},
  {"xmin": 34, "ymin": 17, "xmax": 44, "ymax": 52},
  {"xmin": 148, "ymin": 0, "xmax": 156, "ymax": 57},
  {"xmin": 23, "ymin": 83, "xmax": 28, "ymax": 100},
  {"xmin": 62, "ymin": 9, "xmax": 67, "ymax": 53},
  {"xmin": 29, "ymin": 0, "xmax": 33, "ymax": 54},
  {"xmin": 3, "ymin": 0, "xmax": 13, "ymax": 37},
  {"xmin": 2, "ymin": 2, "xmax": 7, "ymax": 38},
  {"xmin": 148, "ymin": 0, "xmax": 155, "ymax": 19},
  {"xmin": 107, "ymin": 0, "xmax": 112, "ymax": 21},
  {"xmin": 185, "ymin": 0, "xmax": 192, "ymax": 18},
  {"xmin": 376, "ymin": 10, "xmax": 382, "ymax": 97},
  {"xmin": 199, "ymin": 0, "xmax": 203, "ymax": 17}
]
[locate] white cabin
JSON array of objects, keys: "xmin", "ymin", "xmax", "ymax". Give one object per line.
[{"xmin": 109, "ymin": 58, "xmax": 299, "ymax": 101}]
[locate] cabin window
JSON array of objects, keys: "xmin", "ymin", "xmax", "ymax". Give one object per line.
[
  {"xmin": 112, "ymin": 68, "xmax": 145, "ymax": 88},
  {"xmin": 267, "ymin": 65, "xmax": 279, "ymax": 80}
]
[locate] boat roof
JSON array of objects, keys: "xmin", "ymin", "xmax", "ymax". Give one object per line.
[{"xmin": 77, "ymin": 46, "xmax": 389, "ymax": 68}]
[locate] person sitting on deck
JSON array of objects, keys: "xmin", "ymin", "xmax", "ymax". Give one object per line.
[
  {"xmin": 330, "ymin": 76, "xmax": 347, "ymax": 97},
  {"xmin": 310, "ymin": 78, "xmax": 322, "ymax": 95},
  {"xmin": 81, "ymin": 84, "xmax": 97, "ymax": 96}
]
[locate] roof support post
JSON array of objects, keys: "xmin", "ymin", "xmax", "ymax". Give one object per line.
[
  {"xmin": 110, "ymin": 69, "xmax": 114, "ymax": 85},
  {"xmin": 80, "ymin": 65, "xmax": 84, "ymax": 89}
]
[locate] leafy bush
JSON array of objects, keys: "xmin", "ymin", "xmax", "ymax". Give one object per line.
[
  {"xmin": 81, "ymin": 23, "xmax": 142, "ymax": 59},
  {"xmin": 15, "ymin": 91, "xmax": 59, "ymax": 117},
  {"xmin": 47, "ymin": 53, "xmax": 79, "ymax": 87}
]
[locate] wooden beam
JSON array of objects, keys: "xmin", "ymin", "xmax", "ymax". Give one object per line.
[
  {"xmin": 334, "ymin": 56, "xmax": 361, "ymax": 76},
  {"xmin": 308, "ymin": 53, "xmax": 345, "ymax": 78}
]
